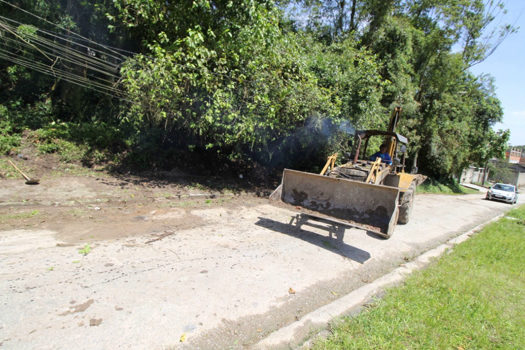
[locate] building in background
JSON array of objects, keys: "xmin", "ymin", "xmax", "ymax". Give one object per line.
[
  {"xmin": 461, "ymin": 148, "xmax": 525, "ymax": 187},
  {"xmin": 505, "ymin": 148, "xmax": 525, "ymax": 164}
]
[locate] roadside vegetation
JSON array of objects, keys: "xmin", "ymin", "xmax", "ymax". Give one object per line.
[
  {"xmin": 312, "ymin": 205, "xmax": 525, "ymax": 349},
  {"xmin": 417, "ymin": 178, "xmax": 479, "ymax": 195},
  {"xmin": 0, "ymin": 0, "xmax": 513, "ymax": 180}
]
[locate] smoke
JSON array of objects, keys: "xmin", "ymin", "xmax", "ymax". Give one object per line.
[
  {"xmin": 255, "ymin": 114, "xmax": 356, "ymax": 170},
  {"xmin": 338, "ymin": 119, "xmax": 355, "ymax": 135}
]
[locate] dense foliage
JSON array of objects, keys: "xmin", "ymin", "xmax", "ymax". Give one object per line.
[{"xmin": 0, "ymin": 0, "xmax": 513, "ymax": 178}]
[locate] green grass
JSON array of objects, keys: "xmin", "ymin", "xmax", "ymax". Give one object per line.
[
  {"xmin": 0, "ymin": 158, "xmax": 22, "ymax": 179},
  {"xmin": 0, "ymin": 210, "xmax": 40, "ymax": 220},
  {"xmin": 78, "ymin": 244, "xmax": 92, "ymax": 256},
  {"xmin": 507, "ymin": 206, "xmax": 525, "ymax": 218},
  {"xmin": 417, "ymin": 178, "xmax": 479, "ymax": 195},
  {"xmin": 312, "ymin": 205, "xmax": 525, "ymax": 350},
  {"xmin": 68, "ymin": 208, "xmax": 87, "ymax": 217}
]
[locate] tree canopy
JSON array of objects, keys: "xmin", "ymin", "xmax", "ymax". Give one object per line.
[{"xmin": 0, "ymin": 0, "xmax": 514, "ymax": 178}]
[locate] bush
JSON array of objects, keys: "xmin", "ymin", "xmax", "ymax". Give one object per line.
[
  {"xmin": 27, "ymin": 121, "xmax": 127, "ymax": 164},
  {"xmin": 0, "ymin": 119, "xmax": 21, "ymax": 155}
]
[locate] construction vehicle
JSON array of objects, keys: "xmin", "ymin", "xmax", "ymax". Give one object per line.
[{"xmin": 270, "ymin": 107, "xmax": 425, "ymax": 238}]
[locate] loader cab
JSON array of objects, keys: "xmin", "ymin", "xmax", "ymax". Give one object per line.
[{"xmin": 351, "ymin": 130, "xmax": 408, "ymax": 171}]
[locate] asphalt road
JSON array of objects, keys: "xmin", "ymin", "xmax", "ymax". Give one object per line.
[{"xmin": 0, "ymin": 184, "xmax": 522, "ymax": 349}]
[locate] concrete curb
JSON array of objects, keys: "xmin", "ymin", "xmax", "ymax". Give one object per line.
[
  {"xmin": 460, "ymin": 183, "xmax": 488, "ymax": 192},
  {"xmin": 252, "ymin": 213, "xmax": 505, "ymax": 350}
]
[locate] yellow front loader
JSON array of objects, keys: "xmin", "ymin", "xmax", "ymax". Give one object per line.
[{"xmin": 271, "ymin": 107, "xmax": 425, "ymax": 238}]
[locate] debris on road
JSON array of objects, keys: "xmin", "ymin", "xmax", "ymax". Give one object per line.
[{"xmin": 145, "ymin": 230, "xmax": 175, "ymax": 244}]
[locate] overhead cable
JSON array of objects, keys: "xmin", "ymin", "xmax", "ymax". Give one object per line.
[{"xmin": 0, "ymin": 0, "xmax": 134, "ymax": 59}]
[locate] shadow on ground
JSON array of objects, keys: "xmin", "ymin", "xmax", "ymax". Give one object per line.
[{"xmin": 255, "ymin": 216, "xmax": 371, "ymax": 264}]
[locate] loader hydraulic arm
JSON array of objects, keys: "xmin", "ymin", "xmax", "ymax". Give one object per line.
[
  {"xmin": 385, "ymin": 107, "xmax": 402, "ymax": 159},
  {"xmin": 320, "ymin": 153, "xmax": 338, "ymax": 175},
  {"xmin": 387, "ymin": 106, "xmax": 402, "ymax": 133}
]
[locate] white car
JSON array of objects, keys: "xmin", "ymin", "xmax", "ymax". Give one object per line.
[{"xmin": 486, "ymin": 183, "xmax": 518, "ymax": 204}]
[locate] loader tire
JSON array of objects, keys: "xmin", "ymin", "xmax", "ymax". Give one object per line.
[
  {"xmin": 398, "ymin": 182, "xmax": 416, "ymax": 224},
  {"xmin": 331, "ymin": 167, "xmax": 368, "ymax": 181}
]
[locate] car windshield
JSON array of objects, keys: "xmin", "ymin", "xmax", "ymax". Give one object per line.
[{"xmin": 493, "ymin": 184, "xmax": 514, "ymax": 192}]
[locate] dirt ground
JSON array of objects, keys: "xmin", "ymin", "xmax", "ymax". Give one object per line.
[{"xmin": 0, "ymin": 169, "xmax": 520, "ymax": 349}]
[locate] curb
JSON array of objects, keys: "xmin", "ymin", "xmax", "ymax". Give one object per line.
[{"xmin": 252, "ymin": 213, "xmax": 505, "ymax": 350}]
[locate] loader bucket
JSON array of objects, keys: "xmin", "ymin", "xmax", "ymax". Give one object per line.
[{"xmin": 278, "ymin": 169, "xmax": 400, "ymax": 237}]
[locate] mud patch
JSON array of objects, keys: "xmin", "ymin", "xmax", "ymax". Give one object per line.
[
  {"xmin": 0, "ymin": 174, "xmax": 264, "ymax": 244},
  {"xmin": 291, "ymin": 190, "xmax": 308, "ymax": 204},
  {"xmin": 89, "ymin": 318, "xmax": 103, "ymax": 327},
  {"xmin": 150, "ymin": 208, "xmax": 186, "ymax": 220},
  {"xmin": 52, "ymin": 209, "xmax": 205, "ymax": 244},
  {"xmin": 0, "ymin": 178, "xmax": 100, "ymax": 205},
  {"xmin": 60, "ymin": 299, "xmax": 94, "ymax": 316}
]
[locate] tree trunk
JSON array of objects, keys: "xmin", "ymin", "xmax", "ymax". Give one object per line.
[
  {"xmin": 336, "ymin": 0, "xmax": 346, "ymax": 37},
  {"xmin": 350, "ymin": 0, "xmax": 357, "ymax": 31},
  {"xmin": 411, "ymin": 150, "xmax": 419, "ymax": 174},
  {"xmin": 482, "ymin": 161, "xmax": 488, "ymax": 186}
]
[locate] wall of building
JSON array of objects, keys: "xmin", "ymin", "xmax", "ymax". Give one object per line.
[
  {"xmin": 460, "ymin": 166, "xmax": 488, "ymax": 184},
  {"xmin": 506, "ymin": 148, "xmax": 522, "ymax": 164},
  {"xmin": 518, "ymin": 170, "xmax": 525, "ymax": 188},
  {"xmin": 506, "ymin": 164, "xmax": 525, "ymax": 188}
]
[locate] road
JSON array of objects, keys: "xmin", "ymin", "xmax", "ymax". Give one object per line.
[{"xmin": 0, "ymin": 177, "xmax": 521, "ymax": 349}]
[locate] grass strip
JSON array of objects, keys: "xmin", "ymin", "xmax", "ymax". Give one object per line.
[
  {"xmin": 417, "ymin": 179, "xmax": 479, "ymax": 195},
  {"xmin": 312, "ymin": 205, "xmax": 525, "ymax": 349}
]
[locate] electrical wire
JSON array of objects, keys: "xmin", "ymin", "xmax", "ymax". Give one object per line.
[
  {"xmin": 0, "ymin": 35, "xmax": 121, "ymax": 81},
  {"xmin": 0, "ymin": 15, "xmax": 126, "ymax": 64},
  {"xmin": 0, "ymin": 4, "xmax": 131, "ymax": 99},
  {"xmin": 0, "ymin": 0, "xmax": 134, "ymax": 59},
  {"xmin": 0, "ymin": 48, "xmax": 129, "ymax": 100},
  {"xmin": 0, "ymin": 1, "xmax": 237, "ymax": 99},
  {"xmin": 0, "ymin": 17, "xmax": 122, "ymax": 71}
]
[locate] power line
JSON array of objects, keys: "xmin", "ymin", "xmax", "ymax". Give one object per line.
[
  {"xmin": 0, "ymin": 0, "xmax": 135, "ymax": 59},
  {"xmin": 0, "ymin": 48, "xmax": 128, "ymax": 99},
  {"xmin": 0, "ymin": 34, "xmax": 121, "ymax": 81},
  {"xmin": 0, "ymin": 52, "xmax": 120, "ymax": 94},
  {"xmin": 0, "ymin": 4, "xmax": 131, "ymax": 99},
  {"xmin": 0, "ymin": 15, "xmax": 126, "ymax": 64},
  {"xmin": 0, "ymin": 1, "xmax": 238, "ymax": 100},
  {"xmin": 0, "ymin": 20, "xmax": 53, "ymax": 62}
]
